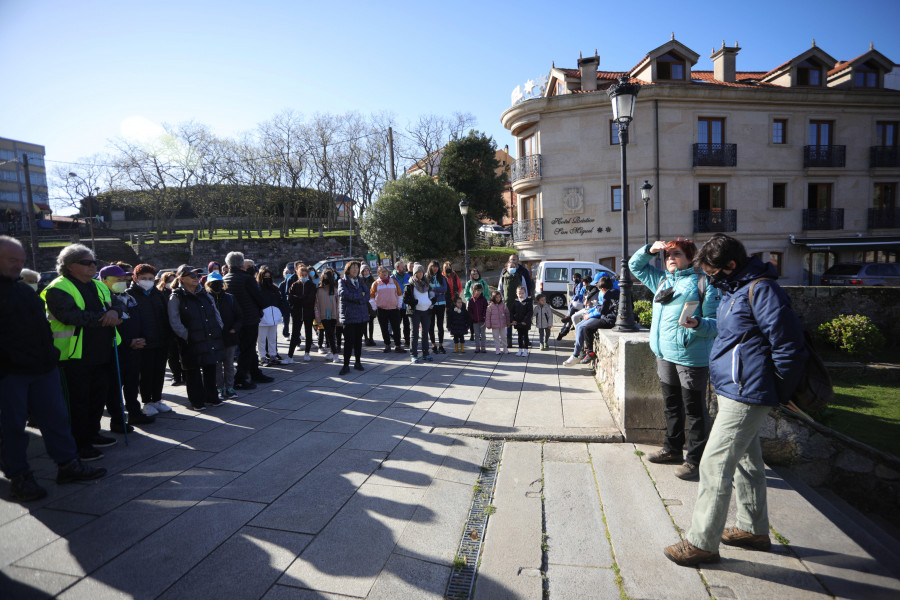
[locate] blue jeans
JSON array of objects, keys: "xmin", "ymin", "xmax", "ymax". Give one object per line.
[
  {"xmin": 0, "ymin": 369, "xmax": 79, "ymax": 478},
  {"xmin": 687, "ymin": 395, "xmax": 772, "ymax": 552},
  {"xmin": 572, "ymin": 318, "xmax": 601, "ymax": 356}
]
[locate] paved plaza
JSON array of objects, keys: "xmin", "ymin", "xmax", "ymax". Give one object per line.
[{"xmin": 2, "ymin": 339, "xmax": 900, "ymax": 599}]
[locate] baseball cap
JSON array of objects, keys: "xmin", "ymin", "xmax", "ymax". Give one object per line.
[{"xmin": 98, "ymin": 265, "xmax": 128, "ymax": 279}]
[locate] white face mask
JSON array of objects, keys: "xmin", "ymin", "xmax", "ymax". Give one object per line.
[
  {"xmin": 111, "ymin": 282, "xmax": 128, "ymax": 294},
  {"xmin": 300, "ymin": 277, "xmax": 309, "ymax": 283},
  {"xmin": 27, "ymin": 282, "xmax": 38, "ymax": 291},
  {"xmin": 137, "ymin": 280, "xmax": 154, "ymax": 291}
]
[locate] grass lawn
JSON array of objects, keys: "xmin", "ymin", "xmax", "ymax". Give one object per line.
[{"xmin": 815, "ymin": 372, "xmax": 900, "ymax": 457}]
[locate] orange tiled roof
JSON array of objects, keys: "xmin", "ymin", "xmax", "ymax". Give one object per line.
[{"xmin": 761, "ymin": 59, "xmax": 791, "ymax": 79}]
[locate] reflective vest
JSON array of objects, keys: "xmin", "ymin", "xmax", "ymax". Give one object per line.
[{"xmin": 40, "ymin": 276, "xmax": 121, "ymax": 361}]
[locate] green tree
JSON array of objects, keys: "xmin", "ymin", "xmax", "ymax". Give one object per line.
[
  {"xmin": 360, "ymin": 176, "xmax": 474, "ymax": 260},
  {"xmin": 438, "ymin": 130, "xmax": 508, "ymax": 222}
]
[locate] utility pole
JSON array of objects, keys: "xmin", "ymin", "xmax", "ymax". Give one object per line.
[
  {"xmin": 388, "ymin": 127, "xmax": 396, "ymax": 180},
  {"xmin": 21, "ymin": 154, "xmax": 39, "ymax": 269}
]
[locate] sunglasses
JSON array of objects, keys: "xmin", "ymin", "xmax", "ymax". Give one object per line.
[
  {"xmin": 181, "ymin": 271, "xmax": 201, "ymax": 278},
  {"xmin": 75, "ymin": 259, "xmax": 97, "ymax": 266}
]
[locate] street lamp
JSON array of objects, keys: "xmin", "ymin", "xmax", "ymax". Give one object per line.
[
  {"xmin": 459, "ymin": 195, "xmax": 469, "ymax": 276},
  {"xmin": 68, "ymin": 172, "xmax": 96, "ymax": 252},
  {"xmin": 607, "ymin": 75, "xmax": 641, "ymax": 332},
  {"xmin": 641, "ymin": 180, "xmax": 653, "ymax": 246}
]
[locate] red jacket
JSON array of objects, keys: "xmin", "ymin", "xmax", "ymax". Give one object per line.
[
  {"xmin": 446, "ymin": 272, "xmax": 463, "ymax": 301},
  {"xmin": 467, "ymin": 295, "xmax": 488, "ymax": 324}
]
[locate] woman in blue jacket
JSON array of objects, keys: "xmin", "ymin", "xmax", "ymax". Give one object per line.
[
  {"xmin": 337, "ymin": 260, "xmax": 370, "ymax": 375},
  {"xmin": 629, "ymin": 239, "xmax": 720, "ymax": 481}
]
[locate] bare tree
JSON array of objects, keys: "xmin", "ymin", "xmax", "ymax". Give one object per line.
[{"xmin": 399, "ymin": 112, "xmax": 476, "ymax": 177}]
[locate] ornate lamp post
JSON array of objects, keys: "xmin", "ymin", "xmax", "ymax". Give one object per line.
[
  {"xmin": 68, "ymin": 171, "xmax": 97, "ymax": 252},
  {"xmin": 641, "ymin": 180, "xmax": 653, "ymax": 246},
  {"xmin": 607, "ymin": 76, "xmax": 641, "ymax": 332},
  {"xmin": 459, "ymin": 195, "xmax": 469, "ymax": 275}
]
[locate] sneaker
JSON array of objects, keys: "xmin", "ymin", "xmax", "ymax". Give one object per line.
[
  {"xmin": 190, "ymin": 403, "xmax": 207, "ymax": 411},
  {"xmin": 365, "ymin": 339, "xmax": 377, "ymax": 347},
  {"xmin": 439, "ymin": 346, "xmax": 446, "ymax": 354},
  {"xmin": 10, "ymin": 473, "xmax": 47, "ymax": 502},
  {"xmin": 395, "ymin": 346, "xmax": 406, "ymax": 353},
  {"xmin": 522, "ymin": 349, "xmax": 528, "ymax": 357},
  {"xmin": 646, "ymin": 449, "xmax": 683, "ymax": 464},
  {"xmin": 91, "ymin": 434, "xmax": 117, "ymax": 448},
  {"xmin": 495, "ymin": 350, "xmax": 502, "ymax": 355},
  {"xmin": 128, "ymin": 411, "xmax": 155, "ymax": 425},
  {"xmin": 251, "ymin": 373, "xmax": 275, "ymax": 383},
  {"xmin": 424, "ymin": 355, "xmax": 434, "ymax": 362},
  {"xmin": 580, "ymin": 353, "xmax": 595, "ymax": 364},
  {"xmin": 304, "ymin": 353, "xmax": 311, "ymax": 362},
  {"xmin": 675, "ymin": 462, "xmax": 699, "ymax": 481},
  {"xmin": 142, "ymin": 403, "xmax": 159, "ymax": 417},
  {"xmin": 354, "ymin": 363, "xmax": 365, "ymax": 371},
  {"xmin": 224, "ymin": 388, "xmax": 238, "ymax": 399},
  {"xmin": 171, "ymin": 379, "xmax": 185, "ymax": 387},
  {"xmin": 152, "ymin": 401, "xmax": 172, "ymax": 413},
  {"xmin": 556, "ymin": 331, "xmax": 565, "ymax": 341},
  {"xmin": 57, "ymin": 459, "xmax": 106, "ymax": 484},
  {"xmin": 664, "ymin": 540, "xmax": 720, "ymax": 566},
  {"xmin": 516, "ymin": 349, "xmax": 523, "ymax": 356},
  {"xmin": 318, "ymin": 346, "xmax": 326, "ymax": 354},
  {"xmin": 339, "ymin": 365, "xmax": 351, "ymax": 375},
  {"xmin": 411, "ymin": 356, "xmax": 422, "ymax": 364},
  {"xmin": 383, "ymin": 347, "xmax": 393, "ymax": 353},
  {"xmin": 282, "ymin": 356, "xmax": 294, "ymax": 365},
  {"xmin": 78, "ymin": 446, "xmax": 103, "ymax": 462},
  {"xmin": 109, "ymin": 422, "xmax": 134, "ymax": 434},
  {"xmin": 234, "ymin": 380, "xmax": 257, "ymax": 390},
  {"xmin": 563, "ymin": 355, "xmax": 578, "ymax": 366},
  {"xmin": 206, "ymin": 398, "xmax": 224, "ymax": 407},
  {"xmin": 721, "ymin": 526, "xmax": 772, "ymax": 551},
  {"xmin": 326, "ymin": 352, "xmax": 334, "ymax": 360}
]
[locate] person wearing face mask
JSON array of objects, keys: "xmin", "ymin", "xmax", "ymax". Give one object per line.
[
  {"xmin": 206, "ymin": 272, "xmax": 242, "ymax": 400},
  {"xmin": 499, "ymin": 259, "xmax": 527, "ymax": 348},
  {"xmin": 256, "ymin": 266, "xmax": 285, "ymax": 366},
  {"xmin": 392, "ymin": 261, "xmax": 411, "ymax": 348},
  {"xmin": 199, "ymin": 261, "xmax": 220, "ymax": 287},
  {"xmin": 278, "ymin": 261, "xmax": 299, "ymax": 341},
  {"xmin": 100, "ymin": 264, "xmax": 156, "ymax": 434},
  {"xmin": 288, "ymin": 266, "xmax": 317, "ymax": 362},
  {"xmin": 663, "ymin": 234, "xmax": 807, "ymax": 567},
  {"xmin": 629, "ymin": 239, "xmax": 721, "ymax": 482},
  {"xmin": 128, "ymin": 264, "xmax": 173, "ymax": 417},
  {"xmin": 157, "ymin": 272, "xmax": 184, "ymax": 387},
  {"xmin": 360, "ymin": 264, "xmax": 378, "ymax": 347},
  {"xmin": 19, "ymin": 268, "xmax": 40, "ymax": 291}
]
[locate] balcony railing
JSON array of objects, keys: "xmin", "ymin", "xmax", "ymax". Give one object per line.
[
  {"xmin": 868, "ymin": 207, "xmax": 899, "ymax": 229},
  {"xmin": 802, "ymin": 208, "xmax": 844, "ymax": 230},
  {"xmin": 693, "ymin": 209, "xmax": 737, "ymax": 233},
  {"xmin": 870, "ymin": 146, "xmax": 900, "ymax": 168},
  {"xmin": 803, "ymin": 145, "xmax": 846, "ymax": 168},
  {"xmin": 692, "ymin": 143, "xmax": 737, "ymax": 167},
  {"xmin": 510, "ymin": 154, "xmax": 542, "ymax": 183},
  {"xmin": 512, "ymin": 218, "xmax": 543, "ymax": 243}
]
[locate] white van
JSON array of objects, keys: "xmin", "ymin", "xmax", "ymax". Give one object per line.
[{"xmin": 534, "ymin": 261, "xmax": 616, "ymax": 309}]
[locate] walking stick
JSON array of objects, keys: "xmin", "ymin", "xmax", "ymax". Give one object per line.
[{"xmin": 112, "ymin": 336, "xmax": 129, "ymax": 446}]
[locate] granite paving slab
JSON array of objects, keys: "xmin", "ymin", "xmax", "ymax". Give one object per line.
[
  {"xmin": 546, "ymin": 564, "xmax": 620, "ymax": 600},
  {"xmin": 197, "ymin": 418, "xmax": 317, "ymax": 472},
  {"xmin": 365, "ymin": 553, "xmax": 449, "ymax": 600},
  {"xmin": 544, "ymin": 461, "xmax": 612, "ymax": 567},
  {"xmin": 0, "ymin": 508, "xmax": 95, "ymax": 569}
]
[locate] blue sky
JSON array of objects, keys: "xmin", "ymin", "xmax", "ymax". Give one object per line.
[{"xmin": 2, "ymin": 0, "xmax": 899, "ymax": 171}]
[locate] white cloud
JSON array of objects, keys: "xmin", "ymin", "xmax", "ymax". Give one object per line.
[{"xmin": 120, "ymin": 115, "xmax": 165, "ymax": 142}]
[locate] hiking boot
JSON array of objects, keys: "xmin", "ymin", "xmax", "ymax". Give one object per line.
[
  {"xmin": 646, "ymin": 449, "xmax": 683, "ymax": 464},
  {"xmin": 57, "ymin": 459, "xmax": 107, "ymax": 484},
  {"xmin": 664, "ymin": 540, "xmax": 720, "ymax": 566},
  {"xmin": 10, "ymin": 473, "xmax": 47, "ymax": 502},
  {"xmin": 721, "ymin": 527, "xmax": 772, "ymax": 551},
  {"xmin": 675, "ymin": 462, "xmax": 699, "ymax": 481}
]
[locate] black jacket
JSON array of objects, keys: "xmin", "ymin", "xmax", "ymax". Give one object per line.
[
  {"xmin": 223, "ymin": 269, "xmax": 264, "ymax": 325},
  {"xmin": 211, "ymin": 290, "xmax": 243, "ymax": 347},
  {"xmin": 288, "ymin": 278, "xmax": 317, "ymax": 319},
  {"xmin": 171, "ymin": 287, "xmax": 225, "ymax": 368},
  {"xmin": 0, "ymin": 277, "xmax": 59, "ymax": 377},
  {"xmin": 127, "ymin": 283, "xmax": 170, "ymax": 349},
  {"xmin": 511, "ymin": 298, "xmax": 534, "ymax": 329},
  {"xmin": 446, "ymin": 305, "xmax": 471, "ymax": 337}
]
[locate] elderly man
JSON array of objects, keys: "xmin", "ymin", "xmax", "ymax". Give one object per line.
[
  {"xmin": 0, "ymin": 236, "xmax": 105, "ymax": 501},
  {"xmin": 223, "ymin": 251, "xmax": 273, "ymax": 388},
  {"xmin": 42, "ymin": 243, "xmax": 123, "ymax": 461}
]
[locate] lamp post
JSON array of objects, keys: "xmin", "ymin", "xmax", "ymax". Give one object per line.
[
  {"xmin": 607, "ymin": 75, "xmax": 641, "ymax": 332},
  {"xmin": 68, "ymin": 171, "xmax": 96, "ymax": 252},
  {"xmin": 459, "ymin": 195, "xmax": 469, "ymax": 276},
  {"xmin": 640, "ymin": 180, "xmax": 653, "ymax": 246}
]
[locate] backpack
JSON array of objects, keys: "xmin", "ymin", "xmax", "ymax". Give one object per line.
[{"xmin": 747, "ymin": 278, "xmax": 834, "ymax": 417}]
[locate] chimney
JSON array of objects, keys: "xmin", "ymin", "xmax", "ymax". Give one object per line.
[
  {"xmin": 710, "ymin": 41, "xmax": 740, "ymax": 83},
  {"xmin": 578, "ymin": 52, "xmax": 600, "ymax": 91}
]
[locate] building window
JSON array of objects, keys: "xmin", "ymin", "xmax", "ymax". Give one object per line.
[
  {"xmin": 520, "ymin": 134, "xmax": 536, "ymax": 157},
  {"xmin": 598, "ymin": 257, "xmax": 617, "ymax": 271},
  {"xmin": 770, "ymin": 252, "xmax": 783, "ymax": 276},
  {"xmin": 773, "ymin": 183, "xmax": 787, "ymax": 208},
  {"xmin": 877, "ymin": 122, "xmax": 898, "ymax": 146},
  {"xmin": 657, "ymin": 52, "xmax": 686, "ymax": 80},
  {"xmin": 853, "ymin": 62, "xmax": 879, "ymax": 88},
  {"xmin": 610, "ymin": 120, "xmax": 620, "ymax": 145},
  {"xmin": 0, "ymin": 149, "xmax": 15, "ymax": 161},
  {"xmin": 808, "ymin": 183, "xmax": 833, "ymax": 209},
  {"xmin": 699, "ymin": 183, "xmax": 726, "ymax": 210},
  {"xmin": 0, "ymin": 169, "xmax": 18, "ymax": 183},
  {"xmin": 556, "ymin": 81, "xmax": 565, "ymax": 95},
  {"xmin": 522, "ymin": 195, "xmax": 536, "ymax": 221},
  {"xmin": 698, "ymin": 118, "xmax": 724, "ymax": 145},
  {"xmin": 809, "ymin": 120, "xmax": 833, "ymax": 146},
  {"xmin": 611, "ymin": 185, "xmax": 630, "ymax": 212},
  {"xmin": 772, "ymin": 119, "xmax": 787, "ymax": 144},
  {"xmin": 874, "ymin": 183, "xmax": 897, "ymax": 209},
  {"xmin": 797, "ymin": 59, "xmax": 822, "ymax": 86}
]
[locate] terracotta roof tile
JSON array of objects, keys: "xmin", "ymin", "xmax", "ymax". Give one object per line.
[{"xmin": 762, "ymin": 59, "xmax": 791, "ymax": 79}]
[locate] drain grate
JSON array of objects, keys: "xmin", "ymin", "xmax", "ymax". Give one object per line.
[{"xmin": 445, "ymin": 439, "xmax": 504, "ymax": 600}]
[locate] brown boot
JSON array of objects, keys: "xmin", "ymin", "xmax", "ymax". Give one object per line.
[
  {"xmin": 721, "ymin": 526, "xmax": 772, "ymax": 551},
  {"xmin": 663, "ymin": 540, "xmax": 720, "ymax": 566},
  {"xmin": 647, "ymin": 448, "xmax": 683, "ymax": 464},
  {"xmin": 674, "ymin": 462, "xmax": 699, "ymax": 481}
]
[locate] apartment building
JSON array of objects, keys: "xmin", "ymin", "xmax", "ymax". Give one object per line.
[
  {"xmin": 501, "ymin": 38, "xmax": 900, "ymax": 284},
  {"xmin": 0, "ymin": 137, "xmax": 51, "ymax": 232}
]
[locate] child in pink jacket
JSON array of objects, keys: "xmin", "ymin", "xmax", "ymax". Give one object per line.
[{"xmin": 485, "ymin": 290, "xmax": 511, "ymax": 354}]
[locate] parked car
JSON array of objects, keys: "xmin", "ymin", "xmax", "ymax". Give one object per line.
[
  {"xmin": 535, "ymin": 260, "xmax": 617, "ymax": 309},
  {"xmin": 311, "ymin": 256, "xmax": 366, "ymax": 276},
  {"xmin": 821, "ymin": 262, "xmax": 900, "ymax": 286},
  {"xmin": 478, "ymin": 224, "xmax": 512, "ymax": 237},
  {"xmin": 38, "ymin": 271, "xmax": 57, "ymax": 291}
]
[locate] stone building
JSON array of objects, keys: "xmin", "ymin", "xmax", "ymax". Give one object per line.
[
  {"xmin": 501, "ymin": 38, "xmax": 900, "ymax": 284},
  {"xmin": 0, "ymin": 137, "xmax": 51, "ymax": 234}
]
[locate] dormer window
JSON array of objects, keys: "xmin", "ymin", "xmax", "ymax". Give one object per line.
[
  {"xmin": 797, "ymin": 59, "xmax": 823, "ymax": 86},
  {"xmin": 853, "ymin": 61, "xmax": 879, "ymax": 88},
  {"xmin": 657, "ymin": 52, "xmax": 686, "ymax": 80}
]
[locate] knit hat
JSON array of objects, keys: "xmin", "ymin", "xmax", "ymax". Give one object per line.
[{"xmin": 412, "ymin": 263, "xmax": 425, "ymax": 275}]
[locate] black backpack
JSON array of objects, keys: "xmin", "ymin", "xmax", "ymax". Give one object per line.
[{"xmin": 748, "ymin": 278, "xmax": 834, "ymax": 417}]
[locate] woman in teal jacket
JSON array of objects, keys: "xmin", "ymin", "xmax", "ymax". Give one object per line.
[{"xmin": 629, "ymin": 240, "xmax": 720, "ymax": 481}]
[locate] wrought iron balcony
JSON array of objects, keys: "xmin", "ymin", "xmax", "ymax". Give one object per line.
[
  {"xmin": 802, "ymin": 208, "xmax": 844, "ymax": 230},
  {"xmin": 510, "ymin": 154, "xmax": 542, "ymax": 183},
  {"xmin": 870, "ymin": 146, "xmax": 900, "ymax": 168},
  {"xmin": 868, "ymin": 207, "xmax": 899, "ymax": 229},
  {"xmin": 803, "ymin": 145, "xmax": 846, "ymax": 168},
  {"xmin": 512, "ymin": 218, "xmax": 543, "ymax": 243},
  {"xmin": 693, "ymin": 209, "xmax": 737, "ymax": 233},
  {"xmin": 692, "ymin": 143, "xmax": 737, "ymax": 167}
]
